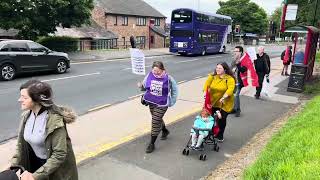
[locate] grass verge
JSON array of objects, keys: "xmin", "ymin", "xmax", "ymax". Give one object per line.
[{"xmin": 243, "ymin": 94, "xmax": 320, "ymax": 179}]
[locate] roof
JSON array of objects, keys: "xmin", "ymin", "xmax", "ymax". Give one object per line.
[
  {"xmin": 172, "ymin": 8, "xmax": 232, "ymax": 20},
  {"xmin": 0, "ymin": 28, "xmax": 19, "ymax": 37},
  {"xmin": 95, "ymin": 0, "xmax": 166, "ymax": 18},
  {"xmin": 285, "ymin": 25, "xmax": 320, "ymax": 33},
  {"xmin": 150, "ymin": 26, "xmax": 167, "ymax": 37},
  {"xmin": 55, "ymin": 22, "xmax": 118, "ymax": 39}
]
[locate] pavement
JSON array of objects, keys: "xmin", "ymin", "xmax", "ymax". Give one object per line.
[{"xmin": 0, "ymin": 47, "xmax": 302, "ymax": 179}]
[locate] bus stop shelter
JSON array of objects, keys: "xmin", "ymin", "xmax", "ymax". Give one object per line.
[{"xmin": 285, "ymin": 25, "xmax": 319, "ymax": 92}]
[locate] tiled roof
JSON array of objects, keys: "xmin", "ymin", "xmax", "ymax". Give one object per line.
[{"xmin": 95, "ymin": 0, "xmax": 166, "ymax": 18}]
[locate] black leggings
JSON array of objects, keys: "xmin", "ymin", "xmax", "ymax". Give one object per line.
[{"xmin": 212, "ymin": 107, "xmax": 229, "ymax": 139}]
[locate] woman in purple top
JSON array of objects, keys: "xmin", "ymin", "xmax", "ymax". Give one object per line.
[{"xmin": 138, "ymin": 61, "xmax": 178, "ymax": 153}]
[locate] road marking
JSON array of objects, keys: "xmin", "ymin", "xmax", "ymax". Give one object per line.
[
  {"xmin": 206, "ymin": 56, "xmax": 222, "ymax": 59},
  {"xmin": 175, "ymin": 59, "xmax": 199, "ymax": 64},
  {"xmin": 75, "ymin": 106, "xmax": 202, "ymax": 164},
  {"xmin": 42, "ymin": 72, "xmax": 101, "ymax": 82},
  {"xmin": 178, "ymin": 80, "xmax": 186, "ymax": 84},
  {"xmin": 128, "ymin": 93, "xmax": 144, "ymax": 99},
  {"xmin": 88, "ymin": 103, "xmax": 112, "ymax": 112},
  {"xmin": 72, "ymin": 59, "xmax": 129, "ymax": 65},
  {"xmin": 193, "ymin": 76, "xmax": 203, "ymax": 80}
]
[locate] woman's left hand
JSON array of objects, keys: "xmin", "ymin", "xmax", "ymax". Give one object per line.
[
  {"xmin": 219, "ymin": 97, "xmax": 225, "ymax": 104},
  {"xmin": 21, "ymin": 171, "xmax": 35, "ymax": 180}
]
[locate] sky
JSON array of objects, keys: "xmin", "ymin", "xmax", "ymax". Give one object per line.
[{"xmin": 143, "ymin": 0, "xmax": 283, "ymax": 22}]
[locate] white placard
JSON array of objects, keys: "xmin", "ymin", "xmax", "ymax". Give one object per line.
[
  {"xmin": 286, "ymin": 4, "xmax": 298, "ymax": 21},
  {"xmin": 246, "ymin": 47, "xmax": 257, "ymax": 61},
  {"xmin": 130, "ymin": 48, "xmax": 146, "ymax": 75}
]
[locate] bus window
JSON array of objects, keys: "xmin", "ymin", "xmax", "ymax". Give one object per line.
[
  {"xmin": 171, "ymin": 30, "xmax": 193, "ymax": 37},
  {"xmin": 172, "ymin": 10, "xmax": 192, "ymax": 23}
]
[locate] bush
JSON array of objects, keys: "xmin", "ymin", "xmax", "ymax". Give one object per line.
[{"xmin": 37, "ymin": 36, "xmax": 79, "ymax": 52}]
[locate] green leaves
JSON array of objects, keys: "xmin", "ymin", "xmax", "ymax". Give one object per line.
[
  {"xmin": 0, "ymin": 0, "xmax": 94, "ymax": 40},
  {"xmin": 217, "ymin": 0, "xmax": 268, "ymax": 34}
]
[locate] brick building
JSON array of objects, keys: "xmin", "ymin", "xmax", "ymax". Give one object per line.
[{"xmin": 92, "ymin": 0, "xmax": 167, "ymax": 49}]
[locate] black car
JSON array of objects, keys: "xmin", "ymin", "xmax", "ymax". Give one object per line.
[{"xmin": 0, "ymin": 40, "xmax": 70, "ymax": 81}]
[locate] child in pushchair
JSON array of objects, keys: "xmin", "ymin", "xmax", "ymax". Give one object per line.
[{"xmin": 182, "ymin": 107, "xmax": 221, "ymax": 161}]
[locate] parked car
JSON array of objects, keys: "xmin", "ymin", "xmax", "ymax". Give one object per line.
[{"xmin": 0, "ymin": 40, "xmax": 70, "ymax": 81}]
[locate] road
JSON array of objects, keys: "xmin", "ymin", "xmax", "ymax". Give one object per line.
[{"xmin": 0, "ymin": 47, "xmax": 283, "ymax": 142}]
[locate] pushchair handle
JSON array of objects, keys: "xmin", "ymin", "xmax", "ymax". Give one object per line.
[
  {"xmin": 10, "ymin": 165, "xmax": 25, "ymax": 173},
  {"xmin": 192, "ymin": 127, "xmax": 212, "ymax": 132}
]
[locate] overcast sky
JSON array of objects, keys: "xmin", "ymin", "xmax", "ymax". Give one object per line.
[{"xmin": 143, "ymin": 0, "xmax": 283, "ymax": 22}]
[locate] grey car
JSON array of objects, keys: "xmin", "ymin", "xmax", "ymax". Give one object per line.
[{"xmin": 0, "ymin": 40, "xmax": 70, "ymax": 81}]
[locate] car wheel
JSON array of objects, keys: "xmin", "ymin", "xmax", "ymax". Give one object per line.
[
  {"xmin": 1, "ymin": 64, "xmax": 16, "ymax": 81},
  {"xmin": 56, "ymin": 60, "xmax": 67, "ymax": 74}
]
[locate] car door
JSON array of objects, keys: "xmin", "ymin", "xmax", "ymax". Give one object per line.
[
  {"xmin": 26, "ymin": 41, "xmax": 53, "ymax": 71},
  {"xmin": 8, "ymin": 42, "xmax": 38, "ymax": 72}
]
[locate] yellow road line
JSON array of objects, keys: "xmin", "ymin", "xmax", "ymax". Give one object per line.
[{"xmin": 76, "ymin": 106, "xmax": 202, "ymax": 164}]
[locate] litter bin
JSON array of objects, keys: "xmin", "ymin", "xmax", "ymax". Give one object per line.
[{"xmin": 287, "ymin": 64, "xmax": 308, "ymax": 93}]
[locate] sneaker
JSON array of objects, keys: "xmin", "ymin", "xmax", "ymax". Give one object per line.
[
  {"xmin": 285, "ymin": 73, "xmax": 290, "ymax": 76},
  {"xmin": 235, "ymin": 111, "xmax": 240, "ymax": 117},
  {"xmin": 160, "ymin": 130, "xmax": 170, "ymax": 140},
  {"xmin": 217, "ymin": 138, "xmax": 224, "ymax": 143},
  {"xmin": 146, "ymin": 143, "xmax": 155, "ymax": 153},
  {"xmin": 255, "ymin": 94, "xmax": 260, "ymax": 99}
]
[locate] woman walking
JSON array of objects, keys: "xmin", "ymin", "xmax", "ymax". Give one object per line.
[
  {"xmin": 138, "ymin": 61, "xmax": 178, "ymax": 153},
  {"xmin": 203, "ymin": 62, "xmax": 235, "ymax": 142},
  {"xmin": 11, "ymin": 79, "xmax": 78, "ymax": 180}
]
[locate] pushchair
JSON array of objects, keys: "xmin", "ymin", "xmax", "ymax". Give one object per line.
[
  {"xmin": 0, "ymin": 166, "xmax": 25, "ymax": 180},
  {"xmin": 181, "ymin": 113, "xmax": 220, "ymax": 161}
]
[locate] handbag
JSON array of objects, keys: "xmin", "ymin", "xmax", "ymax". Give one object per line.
[{"xmin": 141, "ymin": 94, "xmax": 149, "ymax": 106}]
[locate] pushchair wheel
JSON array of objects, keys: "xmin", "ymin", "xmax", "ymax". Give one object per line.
[
  {"xmin": 214, "ymin": 145, "xmax": 220, "ymax": 152},
  {"xmin": 182, "ymin": 149, "xmax": 186, "ymax": 155},
  {"xmin": 186, "ymin": 149, "xmax": 190, "ymax": 156},
  {"xmin": 199, "ymin": 154, "xmax": 207, "ymax": 161}
]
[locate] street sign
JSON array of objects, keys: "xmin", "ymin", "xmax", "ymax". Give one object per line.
[{"xmin": 285, "ymin": 4, "xmax": 298, "ymax": 20}]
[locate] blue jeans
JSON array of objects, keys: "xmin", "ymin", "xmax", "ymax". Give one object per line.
[{"xmin": 233, "ymin": 84, "xmax": 242, "ymax": 112}]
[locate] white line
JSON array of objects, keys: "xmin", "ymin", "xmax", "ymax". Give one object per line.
[
  {"xmin": 206, "ymin": 56, "xmax": 222, "ymax": 59},
  {"xmin": 178, "ymin": 80, "xmax": 186, "ymax": 84},
  {"xmin": 72, "ymin": 58, "xmax": 129, "ymax": 65},
  {"xmin": 128, "ymin": 93, "xmax": 144, "ymax": 99},
  {"xmin": 193, "ymin": 76, "xmax": 203, "ymax": 79},
  {"xmin": 42, "ymin": 72, "xmax": 101, "ymax": 82},
  {"xmin": 88, "ymin": 103, "xmax": 111, "ymax": 112},
  {"xmin": 175, "ymin": 59, "xmax": 199, "ymax": 64},
  {"xmin": 122, "ymin": 65, "xmax": 152, "ymax": 71}
]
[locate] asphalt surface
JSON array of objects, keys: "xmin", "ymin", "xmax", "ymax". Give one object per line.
[
  {"xmin": 78, "ymin": 95, "xmax": 294, "ymax": 180},
  {"xmin": 0, "ymin": 47, "xmax": 283, "ymax": 142}
]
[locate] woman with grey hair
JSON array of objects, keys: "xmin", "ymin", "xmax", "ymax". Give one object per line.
[{"xmin": 11, "ymin": 79, "xmax": 78, "ymax": 180}]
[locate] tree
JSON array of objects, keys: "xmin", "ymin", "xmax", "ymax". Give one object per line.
[
  {"xmin": 216, "ymin": 0, "xmax": 268, "ymax": 35},
  {"xmin": 0, "ymin": 0, "xmax": 94, "ymax": 40}
]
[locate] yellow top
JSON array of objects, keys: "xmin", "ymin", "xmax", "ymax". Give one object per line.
[{"xmin": 203, "ymin": 74, "xmax": 235, "ymax": 113}]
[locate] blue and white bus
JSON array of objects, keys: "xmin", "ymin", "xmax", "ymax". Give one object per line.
[{"xmin": 169, "ymin": 8, "xmax": 232, "ymax": 55}]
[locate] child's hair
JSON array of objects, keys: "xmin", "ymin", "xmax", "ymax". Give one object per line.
[{"xmin": 201, "ymin": 107, "xmax": 211, "ymax": 117}]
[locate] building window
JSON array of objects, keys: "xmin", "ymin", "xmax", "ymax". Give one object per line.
[
  {"xmin": 122, "ymin": 16, "xmax": 128, "ymax": 26},
  {"xmin": 136, "ymin": 36, "xmax": 146, "ymax": 45},
  {"xmin": 155, "ymin": 18, "xmax": 161, "ymax": 26},
  {"xmin": 114, "ymin": 16, "xmax": 118, "ymax": 26},
  {"xmin": 136, "ymin": 17, "xmax": 146, "ymax": 26}
]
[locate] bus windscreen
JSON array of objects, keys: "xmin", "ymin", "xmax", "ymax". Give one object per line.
[{"xmin": 172, "ymin": 10, "xmax": 192, "ymax": 23}]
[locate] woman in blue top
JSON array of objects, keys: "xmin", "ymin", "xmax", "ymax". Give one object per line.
[{"xmin": 138, "ymin": 61, "xmax": 178, "ymax": 153}]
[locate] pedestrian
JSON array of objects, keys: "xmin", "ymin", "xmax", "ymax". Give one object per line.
[
  {"xmin": 231, "ymin": 46, "xmax": 248, "ymax": 117},
  {"xmin": 190, "ymin": 108, "xmax": 221, "ymax": 150},
  {"xmin": 281, "ymin": 45, "xmax": 292, "ymax": 76},
  {"xmin": 130, "ymin": 35, "xmax": 136, "ymax": 48},
  {"xmin": 203, "ymin": 62, "xmax": 235, "ymax": 142},
  {"xmin": 11, "ymin": 79, "xmax": 78, "ymax": 180},
  {"xmin": 294, "ymin": 48, "xmax": 305, "ymax": 64},
  {"xmin": 254, "ymin": 46, "xmax": 271, "ymax": 99},
  {"xmin": 138, "ymin": 61, "xmax": 178, "ymax": 153}
]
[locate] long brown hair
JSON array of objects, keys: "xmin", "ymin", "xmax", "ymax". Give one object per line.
[{"xmin": 214, "ymin": 62, "xmax": 235, "ymax": 80}]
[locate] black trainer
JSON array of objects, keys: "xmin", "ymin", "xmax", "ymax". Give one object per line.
[
  {"xmin": 160, "ymin": 130, "xmax": 170, "ymax": 140},
  {"xmin": 146, "ymin": 143, "xmax": 155, "ymax": 153}
]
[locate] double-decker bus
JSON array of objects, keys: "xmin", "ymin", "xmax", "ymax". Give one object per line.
[{"xmin": 169, "ymin": 8, "xmax": 232, "ymax": 55}]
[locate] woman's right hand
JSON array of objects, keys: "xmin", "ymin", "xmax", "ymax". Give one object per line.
[{"xmin": 137, "ymin": 82, "xmax": 142, "ymax": 88}]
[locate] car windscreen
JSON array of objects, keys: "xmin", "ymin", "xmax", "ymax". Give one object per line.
[{"xmin": 172, "ymin": 10, "xmax": 192, "ymax": 23}]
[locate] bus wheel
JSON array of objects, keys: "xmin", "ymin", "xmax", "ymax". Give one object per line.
[{"xmin": 201, "ymin": 49, "xmax": 206, "ymax": 56}]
